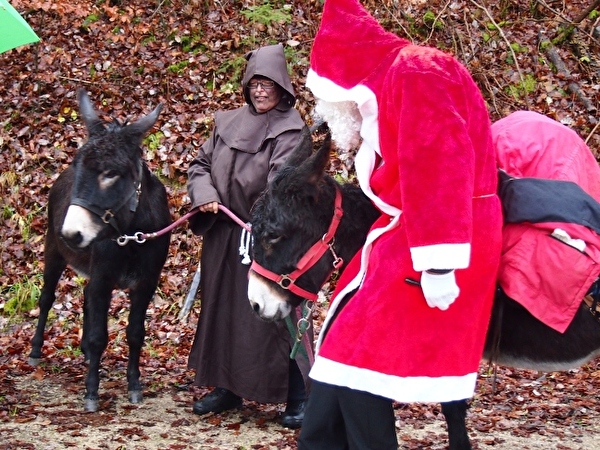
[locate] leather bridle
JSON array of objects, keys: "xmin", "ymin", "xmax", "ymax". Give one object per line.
[
  {"xmin": 250, "ymin": 186, "xmax": 344, "ymax": 301},
  {"xmin": 70, "ymin": 163, "xmax": 143, "ymax": 235}
]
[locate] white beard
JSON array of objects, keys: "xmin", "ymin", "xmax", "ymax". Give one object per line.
[{"xmin": 313, "ymin": 99, "xmax": 363, "ymax": 162}]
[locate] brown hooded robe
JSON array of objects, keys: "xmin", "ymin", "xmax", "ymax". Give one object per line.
[{"xmin": 186, "ymin": 45, "xmax": 311, "ymax": 403}]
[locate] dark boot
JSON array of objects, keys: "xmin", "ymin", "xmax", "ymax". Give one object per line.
[
  {"xmin": 192, "ymin": 387, "xmax": 242, "ymax": 415},
  {"xmin": 280, "ymin": 359, "xmax": 306, "ymax": 428},
  {"xmin": 280, "ymin": 399, "xmax": 306, "ymax": 429}
]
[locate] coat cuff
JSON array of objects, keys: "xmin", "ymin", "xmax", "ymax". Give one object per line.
[{"xmin": 410, "ymin": 243, "xmax": 471, "ymax": 272}]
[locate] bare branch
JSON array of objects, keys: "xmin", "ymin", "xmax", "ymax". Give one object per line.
[
  {"xmin": 424, "ymin": 0, "xmax": 452, "ymax": 44},
  {"xmin": 469, "ymin": 0, "xmax": 531, "ymax": 110}
]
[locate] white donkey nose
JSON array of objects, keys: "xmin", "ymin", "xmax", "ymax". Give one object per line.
[
  {"xmin": 62, "ymin": 205, "xmax": 103, "ymax": 248},
  {"xmin": 247, "ymin": 271, "xmax": 292, "ymax": 321}
]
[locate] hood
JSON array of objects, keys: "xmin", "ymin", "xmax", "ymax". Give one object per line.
[
  {"xmin": 493, "ymin": 110, "xmax": 600, "ymax": 202},
  {"xmin": 242, "ymin": 44, "xmax": 296, "ymax": 111}
]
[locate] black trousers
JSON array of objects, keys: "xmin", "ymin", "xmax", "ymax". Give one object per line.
[
  {"xmin": 288, "ymin": 358, "xmax": 306, "ymax": 402},
  {"xmin": 297, "ymin": 380, "xmax": 398, "ymax": 450}
]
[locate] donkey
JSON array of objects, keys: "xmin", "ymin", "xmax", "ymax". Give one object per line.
[
  {"xmin": 29, "ymin": 89, "xmax": 171, "ymax": 412},
  {"xmin": 248, "ymin": 130, "xmax": 600, "ymax": 449}
]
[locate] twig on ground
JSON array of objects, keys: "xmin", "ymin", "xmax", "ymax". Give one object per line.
[
  {"xmin": 536, "ymin": 0, "xmax": 576, "ymax": 24},
  {"xmin": 461, "ymin": 8, "xmax": 476, "ymax": 65},
  {"xmin": 58, "ymin": 76, "xmax": 96, "ymax": 85},
  {"xmin": 470, "ymin": 0, "xmax": 530, "ymax": 110},
  {"xmin": 572, "ymin": 0, "xmax": 600, "ymax": 24},
  {"xmin": 58, "ymin": 76, "xmax": 137, "ymax": 89},
  {"xmin": 538, "ymin": 34, "xmax": 597, "ymax": 113},
  {"xmin": 382, "ymin": 2, "xmax": 415, "ymax": 42},
  {"xmin": 539, "ymin": 0, "xmax": 600, "ymax": 45},
  {"xmin": 150, "ymin": 0, "xmax": 168, "ymax": 20},
  {"xmin": 585, "ymin": 121, "xmax": 600, "ymax": 146},
  {"xmin": 424, "ymin": 0, "xmax": 452, "ymax": 44}
]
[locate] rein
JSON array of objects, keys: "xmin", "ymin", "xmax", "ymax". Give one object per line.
[
  {"xmin": 249, "ymin": 186, "xmax": 344, "ymax": 301},
  {"xmin": 116, "ymin": 204, "xmax": 251, "ymax": 246}
]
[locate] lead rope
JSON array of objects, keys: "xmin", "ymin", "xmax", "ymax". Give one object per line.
[
  {"xmin": 116, "ymin": 204, "xmax": 251, "ymax": 245},
  {"xmin": 120, "ymin": 204, "xmax": 315, "ymax": 363},
  {"xmin": 287, "ymin": 300, "xmax": 315, "ymax": 365}
]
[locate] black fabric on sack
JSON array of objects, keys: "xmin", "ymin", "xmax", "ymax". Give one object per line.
[{"xmin": 498, "ymin": 169, "xmax": 600, "ymax": 233}]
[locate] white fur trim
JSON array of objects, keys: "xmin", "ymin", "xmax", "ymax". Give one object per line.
[
  {"xmin": 307, "ymin": 69, "xmax": 401, "ymax": 218},
  {"xmin": 310, "ymin": 356, "xmax": 478, "ymax": 403},
  {"xmin": 410, "ymin": 243, "xmax": 471, "ymax": 272},
  {"xmin": 307, "ymin": 69, "xmax": 373, "ymax": 107},
  {"xmin": 308, "ymin": 68, "xmax": 405, "ymax": 353},
  {"xmin": 316, "ymin": 215, "xmax": 400, "ymax": 351},
  {"xmin": 307, "ymin": 69, "xmax": 378, "ymax": 154}
]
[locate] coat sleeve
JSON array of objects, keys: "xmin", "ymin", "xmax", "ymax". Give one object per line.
[
  {"xmin": 392, "ymin": 69, "xmax": 475, "ymax": 271},
  {"xmin": 267, "ymin": 128, "xmax": 305, "ymax": 183},
  {"xmin": 186, "ymin": 129, "xmax": 220, "ymax": 235}
]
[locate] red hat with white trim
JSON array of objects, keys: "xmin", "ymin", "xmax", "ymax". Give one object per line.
[{"xmin": 307, "ymin": 0, "xmax": 409, "ymax": 104}]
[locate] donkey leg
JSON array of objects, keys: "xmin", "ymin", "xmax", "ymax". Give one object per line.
[
  {"xmin": 80, "ymin": 285, "xmax": 91, "ymax": 362},
  {"xmin": 125, "ymin": 284, "xmax": 155, "ymax": 404},
  {"xmin": 29, "ymin": 244, "xmax": 66, "ymax": 364},
  {"xmin": 441, "ymin": 400, "xmax": 472, "ymax": 450},
  {"xmin": 82, "ymin": 283, "xmax": 111, "ymax": 412}
]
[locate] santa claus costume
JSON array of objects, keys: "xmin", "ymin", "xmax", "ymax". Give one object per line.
[{"xmin": 299, "ymin": 0, "xmax": 503, "ymax": 447}]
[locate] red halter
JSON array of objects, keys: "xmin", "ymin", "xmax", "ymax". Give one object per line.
[{"xmin": 250, "ymin": 187, "xmax": 344, "ymax": 301}]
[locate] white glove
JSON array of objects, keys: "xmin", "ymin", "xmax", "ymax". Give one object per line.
[{"xmin": 420, "ymin": 270, "xmax": 459, "ymax": 311}]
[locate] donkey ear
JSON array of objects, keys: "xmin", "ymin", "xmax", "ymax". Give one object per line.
[
  {"xmin": 302, "ymin": 132, "xmax": 332, "ymax": 186},
  {"xmin": 77, "ymin": 88, "xmax": 105, "ymax": 136},
  {"xmin": 127, "ymin": 103, "xmax": 163, "ymax": 137}
]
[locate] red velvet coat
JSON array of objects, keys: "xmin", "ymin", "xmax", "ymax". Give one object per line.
[{"xmin": 305, "ymin": 0, "xmax": 503, "ymax": 403}]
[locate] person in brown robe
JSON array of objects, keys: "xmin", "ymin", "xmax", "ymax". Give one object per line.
[{"xmin": 186, "ymin": 44, "xmax": 311, "ymax": 428}]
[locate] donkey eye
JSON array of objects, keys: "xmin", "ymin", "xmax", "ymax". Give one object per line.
[
  {"xmin": 268, "ymin": 235, "xmax": 282, "ymax": 245},
  {"xmin": 261, "ymin": 232, "xmax": 282, "ymax": 250},
  {"xmin": 98, "ymin": 170, "xmax": 120, "ymax": 189}
]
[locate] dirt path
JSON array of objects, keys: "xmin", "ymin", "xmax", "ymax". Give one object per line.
[
  {"xmin": 2, "ymin": 370, "xmax": 600, "ymax": 450},
  {"xmin": 2, "ymin": 308, "xmax": 600, "ymax": 449}
]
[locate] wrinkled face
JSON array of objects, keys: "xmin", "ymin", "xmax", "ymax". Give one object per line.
[
  {"xmin": 248, "ymin": 76, "xmax": 283, "ymax": 113},
  {"xmin": 61, "ymin": 134, "xmax": 139, "ymax": 249}
]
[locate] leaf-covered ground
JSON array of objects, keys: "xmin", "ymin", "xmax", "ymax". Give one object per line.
[{"xmin": 1, "ymin": 0, "xmax": 600, "ymax": 448}]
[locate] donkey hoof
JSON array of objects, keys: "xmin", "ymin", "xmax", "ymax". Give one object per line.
[
  {"xmin": 129, "ymin": 390, "xmax": 144, "ymax": 404},
  {"xmin": 28, "ymin": 356, "xmax": 41, "ymax": 367},
  {"xmin": 84, "ymin": 398, "xmax": 99, "ymax": 412}
]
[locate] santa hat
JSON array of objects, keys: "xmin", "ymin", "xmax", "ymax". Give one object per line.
[{"xmin": 306, "ymin": 0, "xmax": 408, "ymax": 106}]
